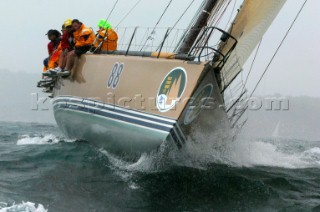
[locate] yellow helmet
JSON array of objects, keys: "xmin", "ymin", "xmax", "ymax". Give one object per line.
[{"xmin": 64, "ymin": 19, "xmax": 72, "ymax": 27}]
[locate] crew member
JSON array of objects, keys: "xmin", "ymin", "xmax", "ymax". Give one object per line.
[
  {"xmin": 63, "ymin": 19, "xmax": 95, "ymax": 77},
  {"xmin": 94, "ymin": 19, "xmax": 118, "ymax": 52},
  {"xmin": 43, "ymin": 29, "xmax": 61, "ymax": 69}
]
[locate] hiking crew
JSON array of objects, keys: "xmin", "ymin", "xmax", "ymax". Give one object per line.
[{"xmin": 40, "ymin": 18, "xmax": 117, "ymax": 87}]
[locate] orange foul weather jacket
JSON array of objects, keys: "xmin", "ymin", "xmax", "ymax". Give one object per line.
[
  {"xmin": 48, "ymin": 45, "xmax": 62, "ymax": 69},
  {"xmin": 43, "ymin": 43, "xmax": 62, "ymax": 72},
  {"xmin": 73, "ymin": 24, "xmax": 95, "ymax": 47},
  {"xmin": 94, "ymin": 29, "xmax": 118, "ymax": 51}
]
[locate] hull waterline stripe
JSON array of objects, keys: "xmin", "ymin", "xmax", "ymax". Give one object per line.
[
  {"xmin": 173, "ymin": 123, "xmax": 186, "ymax": 144},
  {"xmin": 54, "ymin": 103, "xmax": 172, "ymax": 133},
  {"xmin": 54, "ymin": 96, "xmax": 176, "ymax": 123},
  {"xmin": 54, "ymin": 105, "xmax": 170, "ymax": 135},
  {"xmin": 54, "ymin": 97, "xmax": 176, "ymax": 125},
  {"xmin": 55, "ymin": 101, "xmax": 174, "ymax": 129},
  {"xmin": 172, "ymin": 124, "xmax": 185, "ymax": 145},
  {"xmin": 170, "ymin": 130, "xmax": 182, "ymax": 149}
]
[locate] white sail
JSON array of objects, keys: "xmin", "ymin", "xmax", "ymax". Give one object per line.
[{"xmin": 219, "ymin": 0, "xmax": 287, "ymax": 90}]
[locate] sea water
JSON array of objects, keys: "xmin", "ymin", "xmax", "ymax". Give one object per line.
[{"xmin": 0, "ymin": 121, "xmax": 319, "ymax": 211}]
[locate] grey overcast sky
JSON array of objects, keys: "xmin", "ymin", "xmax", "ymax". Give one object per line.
[{"xmin": 0, "ymin": 0, "xmax": 319, "ymax": 97}]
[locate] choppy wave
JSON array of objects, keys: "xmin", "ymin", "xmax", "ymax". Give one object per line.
[
  {"xmin": 0, "ymin": 202, "xmax": 47, "ymax": 212},
  {"xmin": 301, "ymin": 147, "xmax": 320, "ymax": 165},
  {"xmin": 16, "ymin": 134, "xmax": 76, "ymax": 146},
  {"xmin": 101, "ymin": 136, "xmax": 320, "ymax": 176},
  {"xmin": 225, "ymin": 139, "xmax": 320, "ymax": 169}
]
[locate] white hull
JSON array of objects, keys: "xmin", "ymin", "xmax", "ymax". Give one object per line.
[{"xmin": 53, "ymin": 96, "xmax": 186, "ymax": 155}]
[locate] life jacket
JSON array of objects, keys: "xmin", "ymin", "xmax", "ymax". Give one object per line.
[
  {"xmin": 73, "ymin": 24, "xmax": 95, "ymax": 47},
  {"xmin": 94, "ymin": 29, "xmax": 118, "ymax": 51}
]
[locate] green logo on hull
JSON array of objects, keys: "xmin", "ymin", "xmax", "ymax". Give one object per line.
[{"xmin": 157, "ymin": 67, "xmax": 187, "ymax": 113}]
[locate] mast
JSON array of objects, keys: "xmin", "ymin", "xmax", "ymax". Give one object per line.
[{"xmin": 177, "ymin": 0, "xmax": 221, "ymax": 54}]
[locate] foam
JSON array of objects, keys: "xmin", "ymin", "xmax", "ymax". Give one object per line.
[
  {"xmin": 101, "ymin": 136, "xmax": 320, "ymax": 175},
  {"xmin": 0, "ymin": 201, "xmax": 48, "ymax": 212},
  {"xmin": 16, "ymin": 134, "xmax": 76, "ymax": 146},
  {"xmin": 300, "ymin": 147, "xmax": 320, "ymax": 166},
  {"xmin": 98, "ymin": 120, "xmax": 320, "ymax": 172},
  {"xmin": 225, "ymin": 139, "xmax": 314, "ymax": 169},
  {"xmin": 178, "ymin": 132, "xmax": 320, "ymax": 169}
]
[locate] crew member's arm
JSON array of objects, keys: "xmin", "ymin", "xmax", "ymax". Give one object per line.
[{"xmin": 48, "ymin": 42, "xmax": 54, "ymax": 56}]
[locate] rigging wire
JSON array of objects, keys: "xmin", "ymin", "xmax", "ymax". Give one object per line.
[
  {"xmin": 240, "ymin": 39, "xmax": 263, "ymax": 94},
  {"xmin": 170, "ymin": 0, "xmax": 196, "ymax": 32},
  {"xmin": 106, "ymin": 0, "xmax": 119, "ymax": 21},
  {"xmin": 140, "ymin": 0, "xmax": 173, "ymax": 51},
  {"xmin": 154, "ymin": 0, "xmax": 196, "ymax": 52},
  {"xmin": 211, "ymin": 0, "xmax": 232, "ymax": 27},
  {"xmin": 174, "ymin": 1, "xmax": 206, "ymax": 52},
  {"xmin": 224, "ymin": 0, "xmax": 238, "ymax": 31},
  {"xmin": 248, "ymin": 0, "xmax": 308, "ymax": 98},
  {"xmin": 229, "ymin": 39, "xmax": 262, "ymax": 117},
  {"xmin": 154, "ymin": 0, "xmax": 173, "ymax": 29},
  {"xmin": 116, "ymin": 0, "xmax": 143, "ymax": 28}
]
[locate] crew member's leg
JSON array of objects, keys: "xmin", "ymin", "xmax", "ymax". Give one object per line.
[
  {"xmin": 65, "ymin": 50, "xmax": 76, "ymax": 72},
  {"xmin": 43, "ymin": 57, "xmax": 49, "ymax": 68},
  {"xmin": 70, "ymin": 46, "xmax": 91, "ymax": 78},
  {"xmin": 58, "ymin": 52, "xmax": 67, "ymax": 69}
]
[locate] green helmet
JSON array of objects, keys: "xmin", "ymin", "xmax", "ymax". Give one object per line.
[
  {"xmin": 97, "ymin": 19, "xmax": 107, "ymax": 28},
  {"xmin": 104, "ymin": 21, "xmax": 112, "ymax": 30}
]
